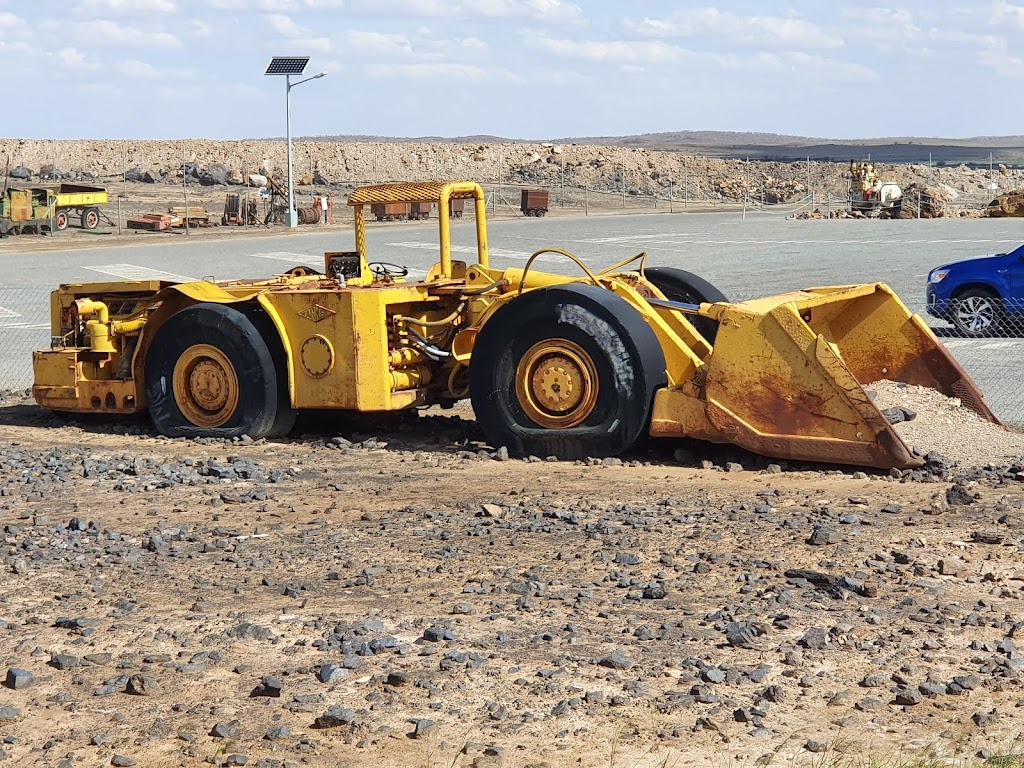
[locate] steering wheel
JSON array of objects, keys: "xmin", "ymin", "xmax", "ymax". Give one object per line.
[{"xmin": 368, "ymin": 262, "xmax": 409, "ymax": 278}]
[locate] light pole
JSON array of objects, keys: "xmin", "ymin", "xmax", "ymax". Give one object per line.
[{"xmin": 264, "ymin": 57, "xmax": 326, "ymax": 228}]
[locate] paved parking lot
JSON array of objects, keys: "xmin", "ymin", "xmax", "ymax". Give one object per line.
[{"xmin": 2, "ymin": 210, "xmax": 1022, "ymax": 419}]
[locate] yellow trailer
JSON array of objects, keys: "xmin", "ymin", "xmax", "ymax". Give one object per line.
[{"xmin": 0, "ymin": 184, "xmax": 108, "ymax": 234}]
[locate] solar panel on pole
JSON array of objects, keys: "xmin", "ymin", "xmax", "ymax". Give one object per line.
[{"xmin": 265, "ymin": 57, "xmax": 309, "ymax": 76}]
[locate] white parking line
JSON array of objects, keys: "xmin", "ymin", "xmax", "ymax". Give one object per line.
[
  {"xmin": 84, "ymin": 264, "xmax": 193, "ymax": 281},
  {"xmin": 0, "ymin": 306, "xmax": 20, "ymax": 319},
  {"xmin": 251, "ymin": 251, "xmax": 321, "ymax": 264},
  {"xmin": 389, "ymin": 241, "xmax": 561, "ymax": 262},
  {"xmin": 0, "ymin": 323, "xmax": 48, "ymax": 330}
]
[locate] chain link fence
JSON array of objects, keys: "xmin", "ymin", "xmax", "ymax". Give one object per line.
[{"xmin": 1, "ymin": 282, "xmax": 1022, "ymax": 427}]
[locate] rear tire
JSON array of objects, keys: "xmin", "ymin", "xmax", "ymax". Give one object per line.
[
  {"xmin": 145, "ymin": 303, "xmax": 279, "ymax": 438},
  {"xmin": 951, "ymin": 288, "xmax": 1004, "ymax": 337},
  {"xmin": 82, "ymin": 207, "xmax": 100, "ymax": 230},
  {"xmin": 645, "ymin": 267, "xmax": 728, "ymax": 345},
  {"xmin": 469, "ymin": 284, "xmax": 667, "ymax": 460}
]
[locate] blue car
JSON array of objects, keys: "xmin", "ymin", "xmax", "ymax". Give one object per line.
[{"xmin": 927, "ymin": 242, "xmax": 1024, "ymax": 337}]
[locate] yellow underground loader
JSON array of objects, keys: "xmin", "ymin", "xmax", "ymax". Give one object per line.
[{"xmin": 32, "ymin": 181, "xmax": 998, "ymax": 469}]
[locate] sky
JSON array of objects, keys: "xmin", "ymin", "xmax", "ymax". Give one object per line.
[{"xmin": 2, "ymin": 0, "xmax": 1023, "ymax": 141}]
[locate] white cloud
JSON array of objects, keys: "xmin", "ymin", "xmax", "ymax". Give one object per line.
[
  {"xmin": 72, "ymin": 0, "xmax": 176, "ymax": 15},
  {"xmin": 115, "ymin": 59, "xmax": 159, "ymax": 77},
  {"xmin": 0, "ymin": 11, "xmax": 26, "ymax": 38},
  {"xmin": 629, "ymin": 8, "xmax": 841, "ymax": 50},
  {"xmin": 344, "ymin": 29, "xmax": 414, "ymax": 57},
  {"xmin": 265, "ymin": 13, "xmax": 333, "ymax": 52},
  {"xmin": 75, "ymin": 19, "xmax": 182, "ymax": 47},
  {"xmin": 461, "ymin": 36, "xmax": 487, "ymax": 52},
  {"xmin": 977, "ymin": 35, "xmax": 1023, "ymax": 72},
  {"xmin": 351, "ymin": 0, "xmax": 581, "ymax": 22},
  {"xmin": 531, "ymin": 37, "xmax": 689, "ymax": 65},
  {"xmin": 267, "ymin": 13, "xmax": 304, "ymax": 36},
  {"xmin": 993, "ymin": 1, "xmax": 1024, "ymax": 28},
  {"xmin": 190, "ymin": 19, "xmax": 211, "ymax": 37},
  {"xmin": 210, "ymin": 0, "xmax": 343, "ymax": 7},
  {"xmin": 366, "ymin": 61, "xmax": 488, "ymax": 80}
]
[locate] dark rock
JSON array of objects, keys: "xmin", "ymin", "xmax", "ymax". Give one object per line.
[
  {"xmin": 210, "ymin": 721, "xmax": 239, "ymax": 738},
  {"xmin": 798, "ymin": 628, "xmax": 828, "ymax": 650},
  {"xmin": 0, "ymin": 704, "xmax": 16, "ymax": 720},
  {"xmin": 599, "ymin": 651, "xmax": 633, "ymax": 670},
  {"xmin": 807, "ymin": 525, "xmax": 839, "ymax": 546},
  {"xmin": 50, "ymin": 654, "xmax": 79, "ymax": 671},
  {"xmin": 251, "ymin": 675, "xmax": 283, "ymax": 697},
  {"xmin": 882, "ymin": 406, "xmax": 916, "ymax": 425},
  {"xmin": 10, "ymin": 166, "xmax": 31, "ymax": 180},
  {"xmin": 111, "ymin": 756, "xmax": 136, "ymax": 767},
  {"xmin": 725, "ymin": 621, "xmax": 764, "ymax": 648},
  {"xmin": 264, "ymin": 726, "xmax": 291, "ymax": 741},
  {"xmin": 4, "ymin": 669, "xmax": 32, "ymax": 690},
  {"xmin": 946, "ymin": 484, "xmax": 976, "ymax": 506},
  {"xmin": 881, "ymin": 503, "xmax": 902, "ymax": 514},
  {"xmin": 126, "ymin": 674, "xmax": 161, "ymax": 696},
  {"xmin": 895, "ymin": 688, "xmax": 923, "ymax": 706},
  {"xmin": 314, "ymin": 705, "xmax": 354, "ymax": 728},
  {"xmin": 317, "ymin": 663, "xmax": 348, "ymax": 684},
  {"xmin": 412, "ymin": 718, "xmax": 437, "ymax": 739}
]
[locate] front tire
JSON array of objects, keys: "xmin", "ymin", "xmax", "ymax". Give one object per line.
[
  {"xmin": 55, "ymin": 212, "xmax": 69, "ymax": 230},
  {"xmin": 469, "ymin": 284, "xmax": 667, "ymax": 460},
  {"xmin": 951, "ymin": 288, "xmax": 1003, "ymax": 337},
  {"xmin": 145, "ymin": 303, "xmax": 280, "ymax": 438}
]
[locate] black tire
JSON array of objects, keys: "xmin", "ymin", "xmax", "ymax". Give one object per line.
[
  {"xmin": 55, "ymin": 212, "xmax": 69, "ymax": 230},
  {"xmin": 951, "ymin": 288, "xmax": 1004, "ymax": 338},
  {"xmin": 469, "ymin": 283, "xmax": 667, "ymax": 460},
  {"xmin": 145, "ymin": 303, "xmax": 279, "ymax": 438},
  {"xmin": 241, "ymin": 305, "xmax": 297, "ymax": 438},
  {"xmin": 81, "ymin": 207, "xmax": 100, "ymax": 230},
  {"xmin": 645, "ymin": 267, "xmax": 728, "ymax": 345}
]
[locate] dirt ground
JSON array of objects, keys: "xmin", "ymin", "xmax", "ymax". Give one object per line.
[{"xmin": 0, "ymin": 398, "xmax": 1022, "ymax": 768}]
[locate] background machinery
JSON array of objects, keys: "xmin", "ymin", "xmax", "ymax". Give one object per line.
[
  {"xmin": 0, "ymin": 183, "xmax": 108, "ymax": 235},
  {"xmin": 849, "ymin": 161, "xmax": 902, "ymax": 216},
  {"xmin": 31, "ymin": 180, "xmax": 998, "ymax": 470}
]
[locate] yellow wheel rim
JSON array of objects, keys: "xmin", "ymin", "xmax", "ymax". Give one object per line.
[
  {"xmin": 515, "ymin": 339, "xmax": 599, "ymax": 429},
  {"xmin": 172, "ymin": 344, "xmax": 240, "ymax": 428}
]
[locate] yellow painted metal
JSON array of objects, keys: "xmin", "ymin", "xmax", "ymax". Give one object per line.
[
  {"xmin": 32, "ymin": 348, "xmax": 142, "ymax": 414},
  {"xmin": 173, "ymin": 344, "xmax": 240, "ymax": 428},
  {"xmin": 9, "ymin": 190, "xmax": 31, "ymax": 222},
  {"xmin": 649, "ymin": 283, "xmax": 996, "ymax": 469},
  {"xmin": 515, "ymin": 339, "xmax": 599, "ymax": 429},
  {"xmin": 259, "ymin": 282, "xmax": 447, "ymax": 411},
  {"xmin": 349, "ymin": 181, "xmax": 489, "ymax": 277}
]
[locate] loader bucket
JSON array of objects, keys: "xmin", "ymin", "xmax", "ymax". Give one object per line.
[{"xmin": 651, "ymin": 283, "xmax": 998, "ymax": 469}]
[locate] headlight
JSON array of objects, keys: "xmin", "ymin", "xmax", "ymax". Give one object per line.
[{"xmin": 929, "ymin": 269, "xmax": 949, "ymax": 284}]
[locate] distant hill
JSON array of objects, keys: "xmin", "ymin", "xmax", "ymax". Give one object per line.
[{"xmin": 289, "ymin": 130, "xmax": 1024, "ymax": 167}]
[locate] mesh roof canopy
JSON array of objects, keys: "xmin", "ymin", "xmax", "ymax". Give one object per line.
[{"xmin": 265, "ymin": 57, "xmax": 309, "ymax": 75}]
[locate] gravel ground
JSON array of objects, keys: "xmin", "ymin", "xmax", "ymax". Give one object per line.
[
  {"xmin": 870, "ymin": 380, "xmax": 1024, "ymax": 468},
  {"xmin": 0, "ymin": 398, "xmax": 1023, "ymax": 767}
]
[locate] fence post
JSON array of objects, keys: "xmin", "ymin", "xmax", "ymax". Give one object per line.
[
  {"xmin": 918, "ymin": 190, "xmax": 922, "ymax": 220},
  {"xmin": 585, "ymin": 187, "xmax": 588, "ymax": 217},
  {"xmin": 117, "ymin": 198, "xmax": 122, "ymax": 235},
  {"xmin": 669, "ymin": 180, "xmax": 673, "ymax": 213},
  {"xmin": 742, "ymin": 191, "xmax": 747, "ymax": 220},
  {"xmin": 826, "ymin": 194, "xmax": 831, "ymax": 218}
]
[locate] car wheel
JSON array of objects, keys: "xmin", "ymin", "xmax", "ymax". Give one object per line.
[{"xmin": 951, "ymin": 289, "xmax": 1004, "ymax": 337}]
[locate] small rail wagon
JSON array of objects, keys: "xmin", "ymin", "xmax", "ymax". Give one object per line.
[
  {"xmin": 0, "ymin": 184, "xmax": 108, "ymax": 235},
  {"xmin": 521, "ymin": 189, "xmax": 548, "ymax": 217}
]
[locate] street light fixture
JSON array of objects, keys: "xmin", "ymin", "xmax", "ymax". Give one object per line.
[{"xmin": 264, "ymin": 57, "xmax": 326, "ymax": 228}]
